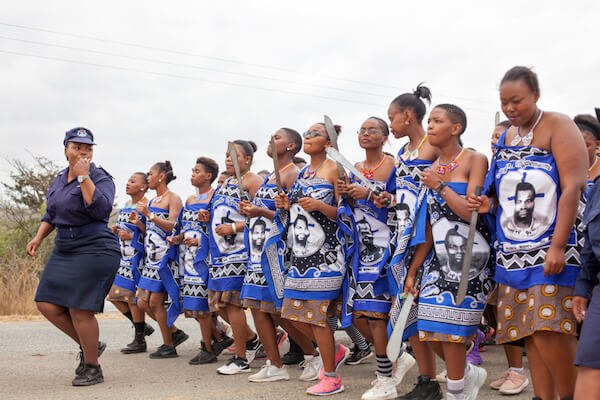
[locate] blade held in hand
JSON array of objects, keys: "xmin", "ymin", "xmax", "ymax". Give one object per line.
[
  {"xmin": 270, "ymin": 135, "xmax": 283, "ymax": 194},
  {"xmin": 325, "ymin": 147, "xmax": 381, "ymax": 194},
  {"xmin": 455, "ymin": 185, "xmax": 483, "ymax": 305},
  {"xmin": 323, "ymin": 115, "xmax": 346, "ymax": 182},
  {"xmin": 386, "ymin": 267, "xmax": 423, "ymax": 362},
  {"xmin": 227, "ymin": 141, "xmax": 246, "ymax": 200}
]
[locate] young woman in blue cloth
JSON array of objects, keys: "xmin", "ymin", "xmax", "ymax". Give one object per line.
[
  {"xmin": 201, "ymin": 140, "xmax": 264, "ymax": 375},
  {"xmin": 134, "ymin": 161, "xmax": 187, "ymax": 359},
  {"xmin": 416, "ymin": 104, "xmax": 493, "ymax": 400},
  {"xmin": 107, "ymin": 172, "xmax": 155, "ymax": 354},
  {"xmin": 469, "ymin": 66, "xmax": 587, "ymax": 400},
  {"xmin": 239, "ymin": 128, "xmax": 302, "ymax": 382},
  {"xmin": 27, "ymin": 127, "xmax": 120, "ymax": 386},
  {"xmin": 166, "ymin": 157, "xmax": 234, "ymax": 365},
  {"xmin": 574, "ymin": 114, "xmax": 600, "ymax": 197},
  {"xmin": 275, "ymin": 123, "xmax": 349, "ymax": 396}
]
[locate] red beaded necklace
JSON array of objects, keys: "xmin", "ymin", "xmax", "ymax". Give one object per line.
[{"xmin": 361, "ymin": 155, "xmax": 386, "ymax": 179}]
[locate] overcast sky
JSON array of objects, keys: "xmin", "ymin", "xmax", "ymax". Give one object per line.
[{"xmin": 1, "ymin": 1, "xmax": 598, "ymax": 206}]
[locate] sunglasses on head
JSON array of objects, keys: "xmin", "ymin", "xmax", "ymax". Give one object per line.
[{"xmin": 302, "ymin": 130, "xmax": 329, "ymax": 139}]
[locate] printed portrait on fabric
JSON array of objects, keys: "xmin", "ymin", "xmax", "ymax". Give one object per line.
[
  {"xmin": 354, "ymin": 208, "xmax": 388, "ymax": 266},
  {"xmin": 145, "ymin": 230, "xmax": 168, "ymax": 264},
  {"xmin": 117, "ymin": 212, "xmax": 136, "ymax": 258},
  {"xmin": 431, "ymin": 219, "xmax": 490, "ymax": 283},
  {"xmin": 289, "ymin": 204, "xmax": 325, "ymax": 258},
  {"xmin": 181, "ymin": 231, "xmax": 200, "ymax": 275},
  {"xmin": 395, "ymin": 189, "xmax": 417, "ymax": 235},
  {"xmin": 498, "ymin": 170, "xmax": 556, "ymax": 241},
  {"xmin": 211, "ymin": 206, "xmax": 245, "ymax": 253},
  {"xmin": 249, "ymin": 217, "xmax": 270, "ymax": 263}
]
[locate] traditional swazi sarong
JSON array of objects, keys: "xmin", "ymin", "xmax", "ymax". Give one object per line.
[
  {"xmin": 281, "ymin": 169, "xmax": 347, "ymax": 326},
  {"xmin": 241, "ymin": 177, "xmax": 281, "ymax": 313},
  {"xmin": 418, "ymin": 182, "xmax": 495, "ymax": 342},
  {"xmin": 180, "ymin": 202, "xmax": 211, "ymax": 319},
  {"xmin": 138, "ymin": 200, "xmax": 170, "ymax": 293},
  {"xmin": 484, "ymin": 132, "xmax": 584, "ymax": 342},
  {"xmin": 208, "ymin": 178, "xmax": 249, "ymax": 307},
  {"xmin": 107, "ymin": 206, "xmax": 146, "ymax": 304},
  {"xmin": 340, "ymin": 171, "xmax": 395, "ymax": 320},
  {"xmin": 387, "ymin": 154, "xmax": 432, "ymax": 340}
]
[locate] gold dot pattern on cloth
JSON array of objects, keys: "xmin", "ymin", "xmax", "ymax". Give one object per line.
[
  {"xmin": 106, "ymin": 284, "xmax": 136, "ymax": 305},
  {"xmin": 281, "ymin": 297, "xmax": 336, "ymax": 327},
  {"xmin": 496, "ymin": 284, "xmax": 577, "ymax": 344}
]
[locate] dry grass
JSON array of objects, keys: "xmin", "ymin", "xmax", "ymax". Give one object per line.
[{"xmin": 0, "ymin": 251, "xmax": 42, "ymax": 316}]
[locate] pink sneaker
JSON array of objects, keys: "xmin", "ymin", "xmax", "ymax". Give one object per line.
[
  {"xmin": 276, "ymin": 328, "xmax": 288, "ymax": 349},
  {"xmin": 499, "ymin": 370, "xmax": 529, "ymax": 395},
  {"xmin": 306, "ymin": 374, "xmax": 344, "ymax": 396},
  {"xmin": 490, "ymin": 370, "xmax": 509, "ymax": 390},
  {"xmin": 334, "ymin": 344, "xmax": 350, "ymax": 371}
]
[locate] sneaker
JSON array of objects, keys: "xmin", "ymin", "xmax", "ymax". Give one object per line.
[
  {"xmin": 217, "ymin": 356, "xmax": 251, "ymax": 375},
  {"xmin": 392, "ymin": 351, "xmax": 416, "ymax": 385},
  {"xmin": 172, "ymin": 329, "xmax": 189, "ymax": 347},
  {"xmin": 306, "ymin": 374, "xmax": 344, "ymax": 396},
  {"xmin": 466, "ymin": 330, "xmax": 484, "ymax": 365},
  {"xmin": 445, "ymin": 392, "xmax": 464, "ymax": 400},
  {"xmin": 245, "ymin": 335, "xmax": 263, "ymax": 364},
  {"xmin": 248, "ymin": 360, "xmax": 290, "ymax": 382},
  {"xmin": 189, "ymin": 342, "xmax": 217, "ymax": 365},
  {"xmin": 361, "ymin": 374, "xmax": 397, "ymax": 400},
  {"xmin": 345, "ymin": 346, "xmax": 373, "ymax": 365},
  {"xmin": 299, "ymin": 355, "xmax": 323, "ymax": 381},
  {"xmin": 75, "ymin": 341, "xmax": 106, "ymax": 375},
  {"xmin": 334, "ymin": 344, "xmax": 350, "ymax": 371},
  {"xmin": 255, "ymin": 348, "xmax": 268, "ymax": 360},
  {"xmin": 121, "ymin": 335, "xmax": 146, "ymax": 354},
  {"xmin": 149, "ymin": 344, "xmax": 177, "ymax": 359},
  {"xmin": 396, "ymin": 375, "xmax": 442, "ymax": 400},
  {"xmin": 276, "ymin": 328, "xmax": 288, "ymax": 349},
  {"xmin": 144, "ymin": 323, "xmax": 155, "ymax": 337},
  {"xmin": 436, "ymin": 369, "xmax": 447, "ymax": 383},
  {"xmin": 72, "ymin": 363, "xmax": 103, "ymax": 386},
  {"xmin": 490, "ymin": 369, "xmax": 510, "ymax": 390},
  {"xmin": 463, "ymin": 363, "xmax": 487, "ymax": 400},
  {"xmin": 282, "ymin": 349, "xmax": 304, "ymax": 365},
  {"xmin": 211, "ymin": 335, "xmax": 234, "ymax": 357},
  {"xmin": 498, "ymin": 370, "xmax": 529, "ymax": 395}
]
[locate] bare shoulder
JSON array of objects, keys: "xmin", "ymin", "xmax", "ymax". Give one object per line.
[
  {"xmin": 185, "ymin": 194, "xmax": 196, "ymax": 205},
  {"xmin": 465, "ymin": 149, "xmax": 488, "ymax": 166}
]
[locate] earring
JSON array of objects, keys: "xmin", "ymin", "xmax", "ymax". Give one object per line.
[
  {"xmin": 159, "ymin": 179, "xmax": 162, "ymax": 182},
  {"xmin": 140, "ymin": 188, "xmax": 144, "ymax": 192}
]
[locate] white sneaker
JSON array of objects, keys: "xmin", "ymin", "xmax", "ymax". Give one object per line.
[
  {"xmin": 248, "ymin": 361, "xmax": 290, "ymax": 382},
  {"xmin": 436, "ymin": 369, "xmax": 448, "ymax": 383},
  {"xmin": 361, "ymin": 374, "xmax": 398, "ymax": 400},
  {"xmin": 245, "ymin": 336, "xmax": 263, "ymax": 364},
  {"xmin": 299, "ymin": 354, "xmax": 323, "ymax": 381},
  {"xmin": 463, "ymin": 363, "xmax": 487, "ymax": 400},
  {"xmin": 446, "ymin": 391, "xmax": 464, "ymax": 400},
  {"xmin": 217, "ymin": 356, "xmax": 251, "ymax": 375},
  {"xmin": 392, "ymin": 352, "xmax": 416, "ymax": 386}
]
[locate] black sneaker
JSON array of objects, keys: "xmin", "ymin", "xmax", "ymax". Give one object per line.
[
  {"xmin": 144, "ymin": 323, "xmax": 155, "ymax": 337},
  {"xmin": 172, "ymin": 329, "xmax": 189, "ymax": 348},
  {"xmin": 72, "ymin": 363, "xmax": 104, "ymax": 386},
  {"xmin": 149, "ymin": 344, "xmax": 178, "ymax": 359},
  {"xmin": 75, "ymin": 341, "xmax": 106, "ymax": 375},
  {"xmin": 281, "ymin": 350, "xmax": 304, "ymax": 365},
  {"xmin": 211, "ymin": 335, "xmax": 234, "ymax": 356},
  {"xmin": 245, "ymin": 335, "xmax": 263, "ymax": 364},
  {"xmin": 121, "ymin": 336, "xmax": 146, "ymax": 354},
  {"xmin": 397, "ymin": 375, "xmax": 443, "ymax": 400},
  {"xmin": 189, "ymin": 342, "xmax": 218, "ymax": 365},
  {"xmin": 345, "ymin": 346, "xmax": 373, "ymax": 365}
]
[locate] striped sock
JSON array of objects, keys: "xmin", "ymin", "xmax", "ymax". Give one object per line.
[
  {"xmin": 376, "ymin": 354, "xmax": 393, "ymax": 377},
  {"xmin": 326, "ymin": 315, "xmax": 338, "ymax": 332},
  {"xmin": 345, "ymin": 325, "xmax": 369, "ymax": 351}
]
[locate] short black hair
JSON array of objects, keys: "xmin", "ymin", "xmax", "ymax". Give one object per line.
[
  {"xmin": 281, "ymin": 128, "xmax": 302, "ymax": 155},
  {"xmin": 501, "ymin": 66, "xmax": 540, "ymax": 96},
  {"xmin": 293, "ymin": 156, "xmax": 307, "ymax": 166},
  {"xmin": 434, "ymin": 104, "xmax": 467, "ymax": 135},
  {"xmin": 390, "ymin": 83, "xmax": 432, "ymax": 124},
  {"xmin": 496, "ymin": 120, "xmax": 511, "ymax": 129},
  {"xmin": 574, "ymin": 114, "xmax": 600, "ymax": 140},
  {"xmin": 444, "ymin": 228, "xmax": 466, "ymax": 249},
  {"xmin": 134, "ymin": 171, "xmax": 149, "ymax": 185},
  {"xmin": 515, "ymin": 181, "xmax": 535, "ymax": 200},
  {"xmin": 196, "ymin": 157, "xmax": 219, "ymax": 184}
]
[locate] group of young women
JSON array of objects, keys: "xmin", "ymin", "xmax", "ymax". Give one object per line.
[{"xmin": 97, "ymin": 65, "xmax": 600, "ymax": 400}]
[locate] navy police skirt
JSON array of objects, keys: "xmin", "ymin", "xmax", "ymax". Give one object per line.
[
  {"xmin": 35, "ymin": 228, "xmax": 120, "ymax": 312},
  {"xmin": 575, "ymin": 289, "xmax": 600, "ymax": 369}
]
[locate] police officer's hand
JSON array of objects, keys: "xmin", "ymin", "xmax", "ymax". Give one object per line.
[
  {"xmin": 573, "ymin": 296, "xmax": 589, "ymax": 323},
  {"xmin": 26, "ymin": 237, "xmax": 41, "ymax": 257},
  {"xmin": 72, "ymin": 156, "xmax": 90, "ymax": 177}
]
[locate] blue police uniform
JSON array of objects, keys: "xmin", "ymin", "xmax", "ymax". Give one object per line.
[
  {"xmin": 34, "ymin": 128, "xmax": 120, "ymax": 312},
  {"xmin": 574, "ymin": 176, "xmax": 600, "ymax": 369}
]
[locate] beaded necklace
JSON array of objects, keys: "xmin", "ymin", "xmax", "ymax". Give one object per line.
[
  {"xmin": 361, "ymin": 155, "xmax": 386, "ymax": 179},
  {"xmin": 588, "ymin": 156, "xmax": 598, "ymax": 179},
  {"xmin": 436, "ymin": 148, "xmax": 465, "ymax": 175},
  {"xmin": 304, "ymin": 158, "xmax": 329, "ymax": 179},
  {"xmin": 511, "ymin": 110, "xmax": 544, "ymax": 147},
  {"xmin": 195, "ymin": 187, "xmax": 214, "ymax": 201},
  {"xmin": 401, "ymin": 135, "xmax": 427, "ymax": 161},
  {"xmin": 154, "ymin": 190, "xmax": 170, "ymax": 203}
]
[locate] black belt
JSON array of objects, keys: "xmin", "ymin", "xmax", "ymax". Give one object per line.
[{"xmin": 55, "ymin": 222, "xmax": 106, "ymax": 239}]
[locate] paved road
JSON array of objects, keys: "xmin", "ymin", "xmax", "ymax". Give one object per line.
[{"xmin": 0, "ymin": 314, "xmax": 534, "ymax": 399}]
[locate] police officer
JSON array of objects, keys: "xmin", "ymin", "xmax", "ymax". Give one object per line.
[{"xmin": 26, "ymin": 127, "xmax": 120, "ymax": 386}]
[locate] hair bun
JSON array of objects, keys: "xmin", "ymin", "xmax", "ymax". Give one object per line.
[
  {"xmin": 165, "ymin": 160, "xmax": 172, "ymax": 168},
  {"xmin": 333, "ymin": 124, "xmax": 342, "ymax": 134},
  {"xmin": 248, "ymin": 140, "xmax": 257, "ymax": 153},
  {"xmin": 413, "ymin": 83, "xmax": 432, "ymax": 104}
]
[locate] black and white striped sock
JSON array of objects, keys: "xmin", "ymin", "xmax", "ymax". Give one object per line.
[
  {"xmin": 376, "ymin": 354, "xmax": 393, "ymax": 377},
  {"xmin": 345, "ymin": 325, "xmax": 369, "ymax": 351}
]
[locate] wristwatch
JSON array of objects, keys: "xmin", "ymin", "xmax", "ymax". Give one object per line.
[
  {"xmin": 77, "ymin": 175, "xmax": 90, "ymax": 183},
  {"xmin": 435, "ymin": 181, "xmax": 447, "ymax": 193},
  {"xmin": 149, "ymin": 212, "xmax": 156, "ymax": 222}
]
